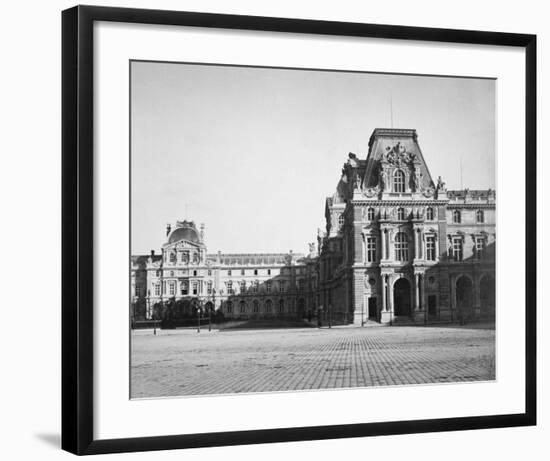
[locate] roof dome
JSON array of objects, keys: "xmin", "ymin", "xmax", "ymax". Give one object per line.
[{"xmin": 168, "ymin": 226, "xmax": 200, "ymax": 244}]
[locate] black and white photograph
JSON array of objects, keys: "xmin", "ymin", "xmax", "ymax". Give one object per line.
[
  {"xmin": 130, "ymin": 61, "xmax": 496, "ymax": 399},
  {"xmin": 1, "ymin": 0, "xmax": 543, "ymax": 459}
]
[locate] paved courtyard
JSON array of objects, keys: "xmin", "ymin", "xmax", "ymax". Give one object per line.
[{"xmin": 130, "ymin": 324, "xmax": 495, "ymax": 398}]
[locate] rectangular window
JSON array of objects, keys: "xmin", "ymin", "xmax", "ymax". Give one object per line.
[
  {"xmin": 252, "ymin": 281, "xmax": 259, "ymax": 293},
  {"xmin": 135, "ymin": 285, "xmax": 142, "ymax": 297},
  {"xmin": 266, "ymin": 281, "xmax": 271, "ymax": 293},
  {"xmin": 227, "ymin": 270, "xmax": 232, "ymax": 276},
  {"xmin": 366, "ymin": 237, "xmax": 376, "ymax": 262},
  {"xmin": 298, "ymin": 279, "xmax": 305, "ymax": 291},
  {"xmin": 426, "ymin": 235, "xmax": 436, "ymax": 261},
  {"xmin": 279, "ymin": 281, "xmax": 285, "ymax": 292},
  {"xmin": 169, "ymin": 282, "xmax": 175, "ymax": 295},
  {"xmin": 226, "ymin": 281, "xmax": 233, "ymax": 294},
  {"xmin": 207, "ymin": 281, "xmax": 212, "ymax": 295},
  {"xmin": 207, "ymin": 269, "xmax": 212, "ymax": 276},
  {"xmin": 267, "ymin": 269, "xmax": 271, "ymax": 275},
  {"xmin": 452, "ymin": 237, "xmax": 463, "ymax": 261},
  {"xmin": 193, "ymin": 270, "xmax": 197, "ymax": 276},
  {"xmin": 475, "ymin": 236, "xmax": 486, "ymax": 259},
  {"xmin": 180, "ymin": 282, "xmax": 188, "ymax": 296},
  {"xmin": 254, "ymin": 269, "xmax": 258, "ymax": 275},
  {"xmin": 192, "ymin": 282, "xmax": 198, "ymax": 295},
  {"xmin": 241, "ymin": 269, "xmax": 245, "ymax": 276},
  {"xmin": 154, "ymin": 284, "xmax": 160, "ymax": 296},
  {"xmin": 394, "ymin": 232, "xmax": 409, "ymax": 262}
]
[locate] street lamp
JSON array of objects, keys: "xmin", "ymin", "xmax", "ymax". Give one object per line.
[
  {"xmin": 197, "ymin": 302, "xmax": 202, "ymax": 333},
  {"xmin": 208, "ymin": 297, "xmax": 212, "ymax": 332}
]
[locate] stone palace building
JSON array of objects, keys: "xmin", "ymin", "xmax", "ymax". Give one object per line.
[{"xmin": 131, "ymin": 128, "xmax": 495, "ymax": 325}]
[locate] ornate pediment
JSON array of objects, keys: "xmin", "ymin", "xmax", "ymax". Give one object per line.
[
  {"xmin": 382, "ymin": 142, "xmax": 418, "ymax": 167},
  {"xmin": 362, "ymin": 129, "xmax": 436, "ymax": 193}
]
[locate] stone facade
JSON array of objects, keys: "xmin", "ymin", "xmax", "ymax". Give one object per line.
[
  {"xmin": 131, "ymin": 128, "xmax": 495, "ymax": 326},
  {"xmin": 131, "ymin": 220, "xmax": 318, "ymax": 322},
  {"xmin": 317, "ymin": 128, "xmax": 496, "ymax": 325}
]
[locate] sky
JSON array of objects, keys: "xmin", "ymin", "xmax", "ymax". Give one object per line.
[{"xmin": 131, "ymin": 61, "xmax": 495, "ymax": 255}]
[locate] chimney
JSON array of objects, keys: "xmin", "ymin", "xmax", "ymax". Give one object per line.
[
  {"xmin": 150, "ymin": 249, "xmax": 155, "ymax": 258},
  {"xmin": 166, "ymin": 223, "xmax": 171, "ymax": 236}
]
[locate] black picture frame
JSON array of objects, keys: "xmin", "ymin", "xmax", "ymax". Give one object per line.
[{"xmin": 62, "ymin": 5, "xmax": 537, "ymax": 456}]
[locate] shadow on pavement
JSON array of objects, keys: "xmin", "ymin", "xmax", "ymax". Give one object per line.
[{"xmin": 220, "ymin": 319, "xmax": 314, "ymax": 331}]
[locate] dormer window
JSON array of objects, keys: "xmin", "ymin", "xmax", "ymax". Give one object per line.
[
  {"xmin": 393, "ymin": 170, "xmax": 405, "ymax": 193},
  {"xmin": 452, "ymin": 210, "xmax": 461, "ymax": 223},
  {"xmin": 367, "ymin": 207, "xmax": 375, "ymax": 220},
  {"xmin": 426, "ymin": 207, "xmax": 434, "ymax": 221},
  {"xmin": 476, "ymin": 210, "xmax": 485, "ymax": 223}
]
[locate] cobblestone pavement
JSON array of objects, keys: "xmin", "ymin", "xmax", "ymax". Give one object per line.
[{"xmin": 130, "ymin": 325, "xmax": 495, "ymax": 398}]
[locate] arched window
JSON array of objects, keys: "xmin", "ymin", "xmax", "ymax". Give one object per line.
[
  {"xmin": 226, "ymin": 301, "xmax": 233, "ymax": 313},
  {"xmin": 394, "ymin": 232, "xmax": 409, "ymax": 261},
  {"xmin": 397, "ymin": 207, "xmax": 406, "ymax": 220},
  {"xmin": 393, "ymin": 170, "xmax": 405, "ymax": 193},
  {"xmin": 239, "ymin": 300, "xmax": 246, "ymax": 313},
  {"xmin": 367, "ymin": 207, "xmax": 375, "ymax": 220},
  {"xmin": 452, "ymin": 210, "xmax": 461, "ymax": 223},
  {"xmin": 182, "ymin": 252, "xmax": 189, "ymax": 263},
  {"xmin": 279, "ymin": 299, "xmax": 285, "ymax": 313},
  {"xmin": 265, "ymin": 299, "xmax": 272, "ymax": 313},
  {"xmin": 476, "ymin": 210, "xmax": 484, "ymax": 223},
  {"xmin": 426, "ymin": 207, "xmax": 434, "ymax": 220},
  {"xmin": 169, "ymin": 252, "xmax": 176, "ymax": 263},
  {"xmin": 192, "ymin": 252, "xmax": 199, "ymax": 263},
  {"xmin": 253, "ymin": 300, "xmax": 259, "ymax": 313}
]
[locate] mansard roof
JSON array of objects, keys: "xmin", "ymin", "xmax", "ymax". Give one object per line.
[
  {"xmin": 131, "ymin": 254, "xmax": 162, "ymax": 269},
  {"xmin": 447, "ymin": 189, "xmax": 496, "ymax": 201},
  {"xmin": 206, "ymin": 253, "xmax": 305, "ymax": 266},
  {"xmin": 363, "ymin": 128, "xmax": 435, "ymax": 190}
]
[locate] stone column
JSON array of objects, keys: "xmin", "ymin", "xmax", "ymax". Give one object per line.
[
  {"xmin": 381, "ymin": 275, "xmax": 387, "ymax": 311},
  {"xmin": 449, "ymin": 274, "xmax": 455, "ymax": 321},
  {"xmin": 473, "ymin": 274, "xmax": 481, "ymax": 320},
  {"xmin": 381, "ymin": 229, "xmax": 386, "ymax": 260},
  {"xmin": 415, "ymin": 273, "xmax": 420, "ymax": 311}
]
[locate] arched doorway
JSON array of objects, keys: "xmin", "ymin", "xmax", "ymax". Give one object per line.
[
  {"xmin": 393, "ymin": 278, "xmax": 411, "ymax": 316},
  {"xmin": 480, "ymin": 275, "xmax": 495, "ymax": 319},
  {"xmin": 456, "ymin": 276, "xmax": 473, "ymax": 322}
]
